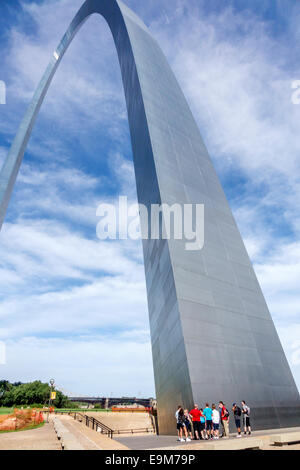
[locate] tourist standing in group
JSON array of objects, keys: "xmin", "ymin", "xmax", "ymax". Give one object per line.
[
  {"xmin": 189, "ymin": 404, "xmax": 201, "ymax": 440},
  {"xmin": 212, "ymin": 403, "xmax": 220, "ymax": 439},
  {"xmin": 232, "ymin": 403, "xmax": 242, "ymax": 437},
  {"xmin": 175, "ymin": 406, "xmax": 190, "ymax": 442},
  {"xmin": 199, "ymin": 408, "xmax": 206, "ymax": 440},
  {"xmin": 219, "ymin": 401, "xmax": 230, "ymax": 438},
  {"xmin": 241, "ymin": 401, "xmax": 251, "ymax": 435},
  {"xmin": 203, "ymin": 403, "xmax": 213, "ymax": 440},
  {"xmin": 183, "ymin": 409, "xmax": 193, "ymax": 441},
  {"xmin": 218, "ymin": 403, "xmax": 223, "ymax": 437}
]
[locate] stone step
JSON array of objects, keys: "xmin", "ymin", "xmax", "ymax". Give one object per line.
[
  {"xmin": 271, "ymin": 431, "xmax": 300, "ymax": 446},
  {"xmin": 204, "ymin": 437, "xmax": 265, "ymax": 451}
]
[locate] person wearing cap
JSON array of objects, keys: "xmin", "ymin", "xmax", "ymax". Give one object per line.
[{"xmin": 232, "ymin": 403, "xmax": 242, "ymax": 438}]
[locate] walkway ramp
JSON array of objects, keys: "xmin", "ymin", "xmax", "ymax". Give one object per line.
[{"xmin": 85, "ymin": 411, "xmax": 154, "ymax": 435}]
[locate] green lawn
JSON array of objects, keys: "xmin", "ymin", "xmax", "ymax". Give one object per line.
[
  {"xmin": 0, "ymin": 406, "xmax": 113, "ymax": 415},
  {"xmin": 0, "ymin": 407, "xmax": 13, "ymax": 415},
  {"xmin": 0, "ymin": 421, "xmax": 44, "ymax": 434}
]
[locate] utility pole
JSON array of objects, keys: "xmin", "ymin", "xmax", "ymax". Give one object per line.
[{"xmin": 46, "ymin": 379, "xmax": 55, "ymax": 423}]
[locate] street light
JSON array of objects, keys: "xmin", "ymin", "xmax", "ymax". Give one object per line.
[{"xmin": 46, "ymin": 379, "xmax": 55, "ymax": 423}]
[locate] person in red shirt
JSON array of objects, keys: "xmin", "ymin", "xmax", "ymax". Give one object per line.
[
  {"xmin": 219, "ymin": 401, "xmax": 230, "ymax": 438},
  {"xmin": 189, "ymin": 404, "xmax": 201, "ymax": 440}
]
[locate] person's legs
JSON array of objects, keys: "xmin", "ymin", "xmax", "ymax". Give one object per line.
[
  {"xmin": 223, "ymin": 420, "xmax": 229, "ymax": 438},
  {"xmin": 200, "ymin": 423, "xmax": 205, "ymax": 440},
  {"xmin": 213, "ymin": 423, "xmax": 219, "ymax": 439},
  {"xmin": 186, "ymin": 424, "xmax": 191, "ymax": 441},
  {"xmin": 219, "ymin": 421, "xmax": 223, "ymax": 438},
  {"xmin": 244, "ymin": 416, "xmax": 247, "ymax": 434},
  {"xmin": 209, "ymin": 421, "xmax": 213, "ymax": 439},
  {"xmin": 246, "ymin": 417, "xmax": 251, "ymax": 434},
  {"xmin": 193, "ymin": 422, "xmax": 199, "ymax": 440},
  {"xmin": 235, "ymin": 419, "xmax": 241, "ymax": 436}
]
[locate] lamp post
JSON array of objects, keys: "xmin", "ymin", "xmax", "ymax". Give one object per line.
[{"xmin": 46, "ymin": 379, "xmax": 55, "ymax": 423}]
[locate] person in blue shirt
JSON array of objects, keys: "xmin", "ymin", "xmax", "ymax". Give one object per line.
[
  {"xmin": 199, "ymin": 408, "xmax": 206, "ymax": 440},
  {"xmin": 203, "ymin": 403, "xmax": 213, "ymax": 440}
]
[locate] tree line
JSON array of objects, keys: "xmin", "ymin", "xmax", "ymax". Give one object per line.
[{"xmin": 0, "ymin": 380, "xmax": 72, "ymax": 408}]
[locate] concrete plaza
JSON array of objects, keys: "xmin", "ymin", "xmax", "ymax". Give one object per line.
[{"xmin": 0, "ymin": 413, "xmax": 299, "ymax": 450}]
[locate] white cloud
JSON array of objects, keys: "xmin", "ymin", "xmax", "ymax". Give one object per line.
[
  {"xmin": 1, "ymin": 335, "xmax": 154, "ymax": 397},
  {"xmin": 152, "ymin": 2, "xmax": 300, "ymax": 238},
  {"xmin": 4, "ymin": 0, "xmax": 126, "ymax": 135}
]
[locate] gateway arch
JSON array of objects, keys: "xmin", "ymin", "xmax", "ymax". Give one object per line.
[{"xmin": 0, "ymin": 0, "xmax": 299, "ymax": 434}]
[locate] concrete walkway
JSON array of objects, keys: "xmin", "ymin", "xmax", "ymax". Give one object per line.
[
  {"xmin": 1, "ymin": 416, "xmax": 299, "ymax": 451},
  {"xmin": 0, "ymin": 421, "xmax": 61, "ymax": 450},
  {"xmin": 114, "ymin": 426, "xmax": 300, "ymax": 450},
  {"xmin": 57, "ymin": 415, "xmax": 129, "ymax": 450}
]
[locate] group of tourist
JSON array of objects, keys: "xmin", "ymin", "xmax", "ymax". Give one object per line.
[{"xmin": 175, "ymin": 401, "xmax": 251, "ymax": 442}]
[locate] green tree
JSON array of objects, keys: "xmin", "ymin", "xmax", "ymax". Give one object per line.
[{"xmin": 0, "ymin": 380, "xmax": 70, "ymax": 408}]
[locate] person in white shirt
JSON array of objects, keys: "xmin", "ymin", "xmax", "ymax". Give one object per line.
[
  {"xmin": 241, "ymin": 401, "xmax": 251, "ymax": 435},
  {"xmin": 211, "ymin": 403, "xmax": 220, "ymax": 439}
]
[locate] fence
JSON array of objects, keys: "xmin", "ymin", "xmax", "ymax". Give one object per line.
[
  {"xmin": 54, "ymin": 410, "xmax": 155, "ymax": 439},
  {"xmin": 0, "ymin": 409, "xmax": 44, "ymax": 431}
]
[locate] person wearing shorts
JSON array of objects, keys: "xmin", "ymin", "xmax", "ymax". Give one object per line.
[
  {"xmin": 175, "ymin": 406, "xmax": 189, "ymax": 442},
  {"xmin": 212, "ymin": 404, "xmax": 220, "ymax": 439},
  {"xmin": 203, "ymin": 403, "xmax": 213, "ymax": 440},
  {"xmin": 190, "ymin": 404, "xmax": 203, "ymax": 440},
  {"xmin": 184, "ymin": 409, "xmax": 193, "ymax": 440},
  {"xmin": 232, "ymin": 403, "xmax": 242, "ymax": 437}
]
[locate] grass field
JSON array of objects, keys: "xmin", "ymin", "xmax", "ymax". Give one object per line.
[
  {"xmin": 0, "ymin": 407, "xmax": 114, "ymax": 415},
  {"xmin": 0, "ymin": 407, "xmax": 13, "ymax": 415},
  {"xmin": 0, "ymin": 422, "xmax": 44, "ymax": 434}
]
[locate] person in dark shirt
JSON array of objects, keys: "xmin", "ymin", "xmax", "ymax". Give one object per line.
[
  {"xmin": 184, "ymin": 409, "xmax": 193, "ymax": 441},
  {"xmin": 232, "ymin": 403, "xmax": 242, "ymax": 437}
]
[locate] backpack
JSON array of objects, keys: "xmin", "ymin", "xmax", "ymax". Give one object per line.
[
  {"xmin": 223, "ymin": 407, "xmax": 229, "ymax": 418},
  {"xmin": 235, "ymin": 406, "xmax": 241, "ymax": 417},
  {"xmin": 246, "ymin": 406, "xmax": 250, "ymax": 416}
]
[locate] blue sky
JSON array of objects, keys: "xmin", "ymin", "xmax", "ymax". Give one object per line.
[{"xmin": 0, "ymin": 0, "xmax": 300, "ymax": 397}]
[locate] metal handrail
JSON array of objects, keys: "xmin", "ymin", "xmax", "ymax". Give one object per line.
[
  {"xmin": 85, "ymin": 415, "xmax": 114, "ymax": 438},
  {"xmin": 54, "ymin": 410, "xmax": 155, "ymax": 438}
]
